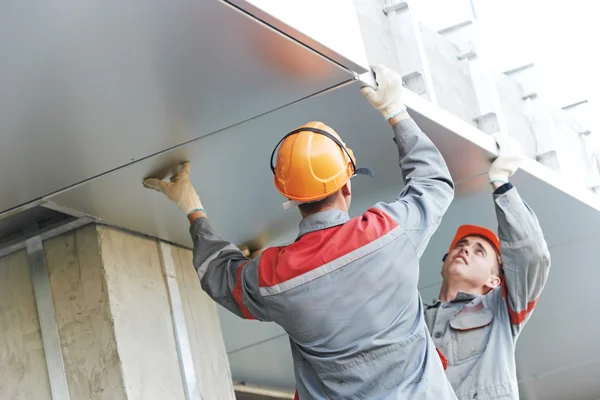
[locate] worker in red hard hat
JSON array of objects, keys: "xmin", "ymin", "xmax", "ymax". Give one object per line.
[
  {"xmin": 424, "ymin": 134, "xmax": 551, "ymax": 400},
  {"xmin": 144, "ymin": 64, "xmax": 457, "ymax": 399}
]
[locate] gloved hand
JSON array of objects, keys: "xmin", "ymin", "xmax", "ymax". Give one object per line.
[
  {"xmin": 143, "ymin": 162, "xmax": 205, "ymax": 216},
  {"xmin": 488, "ymin": 133, "xmax": 524, "ymax": 184},
  {"xmin": 360, "ymin": 64, "xmax": 406, "ymax": 120}
]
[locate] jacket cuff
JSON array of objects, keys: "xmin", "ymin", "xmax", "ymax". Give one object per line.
[{"xmin": 493, "ymin": 182, "xmax": 514, "ymax": 195}]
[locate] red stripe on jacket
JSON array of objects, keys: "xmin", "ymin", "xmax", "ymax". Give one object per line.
[
  {"xmin": 258, "ymin": 208, "xmax": 398, "ymax": 288},
  {"xmin": 232, "ymin": 262, "xmax": 256, "ymax": 320},
  {"xmin": 501, "ymin": 282, "xmax": 537, "ymax": 325},
  {"xmin": 436, "ymin": 348, "xmax": 448, "ymax": 370}
]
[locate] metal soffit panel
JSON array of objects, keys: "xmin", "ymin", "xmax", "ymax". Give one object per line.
[
  {"xmin": 226, "ymin": 0, "xmax": 370, "ymax": 72},
  {"xmin": 0, "ymin": 0, "xmax": 352, "ymax": 214},
  {"xmin": 45, "ymin": 85, "xmax": 600, "ymax": 250},
  {"xmin": 46, "ymin": 83, "xmax": 600, "ymax": 399}
]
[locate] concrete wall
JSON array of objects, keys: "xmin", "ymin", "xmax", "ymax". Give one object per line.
[
  {"xmin": 495, "ymin": 74, "xmax": 538, "ymax": 158},
  {"xmin": 420, "ymin": 23, "xmax": 479, "ymax": 126},
  {"xmin": 0, "ymin": 250, "xmax": 52, "ymax": 400},
  {"xmin": 353, "ymin": 0, "xmax": 403, "ymax": 72},
  {"xmin": 0, "ymin": 224, "xmax": 235, "ymax": 400},
  {"xmin": 353, "ymin": 0, "xmax": 597, "ymax": 192},
  {"xmin": 44, "ymin": 225, "xmax": 126, "ymax": 400}
]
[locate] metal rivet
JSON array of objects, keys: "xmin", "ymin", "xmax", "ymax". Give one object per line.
[{"xmin": 435, "ymin": 332, "xmax": 443, "ymax": 339}]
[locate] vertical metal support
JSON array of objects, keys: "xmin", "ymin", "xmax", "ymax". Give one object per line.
[
  {"xmin": 384, "ymin": 0, "xmax": 438, "ymax": 103},
  {"xmin": 158, "ymin": 242, "xmax": 200, "ymax": 400},
  {"xmin": 26, "ymin": 236, "xmax": 70, "ymax": 400}
]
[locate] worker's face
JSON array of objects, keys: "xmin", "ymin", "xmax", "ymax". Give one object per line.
[{"xmin": 442, "ymin": 235, "xmax": 501, "ymax": 291}]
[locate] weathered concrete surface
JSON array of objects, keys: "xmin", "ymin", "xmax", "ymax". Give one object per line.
[
  {"xmin": 495, "ymin": 74, "xmax": 538, "ymax": 157},
  {"xmin": 0, "ymin": 223, "xmax": 235, "ymax": 399},
  {"xmin": 420, "ymin": 23, "xmax": 479, "ymax": 126},
  {"xmin": 44, "ymin": 225, "xmax": 126, "ymax": 400},
  {"xmin": 354, "ymin": 0, "xmax": 402, "ymax": 72},
  {"xmin": 0, "ymin": 250, "xmax": 52, "ymax": 400},
  {"xmin": 97, "ymin": 226, "xmax": 186, "ymax": 400},
  {"xmin": 170, "ymin": 244, "xmax": 236, "ymax": 400}
]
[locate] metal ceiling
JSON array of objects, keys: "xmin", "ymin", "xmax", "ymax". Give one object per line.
[
  {"xmin": 2, "ymin": 0, "xmax": 600, "ymax": 399},
  {"xmin": 0, "ymin": 0, "xmax": 352, "ymax": 215}
]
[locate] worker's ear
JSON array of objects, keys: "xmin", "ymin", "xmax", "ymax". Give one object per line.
[
  {"xmin": 484, "ymin": 275, "xmax": 502, "ymax": 291},
  {"xmin": 341, "ymin": 181, "xmax": 352, "ymax": 197}
]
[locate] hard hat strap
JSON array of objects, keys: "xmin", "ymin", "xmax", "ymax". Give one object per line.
[{"xmin": 270, "ymin": 127, "xmax": 359, "ymax": 175}]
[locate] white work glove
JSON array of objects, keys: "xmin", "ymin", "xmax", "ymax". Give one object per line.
[
  {"xmin": 143, "ymin": 162, "xmax": 205, "ymax": 216},
  {"xmin": 360, "ymin": 64, "xmax": 406, "ymax": 120},
  {"xmin": 488, "ymin": 133, "xmax": 524, "ymax": 184}
]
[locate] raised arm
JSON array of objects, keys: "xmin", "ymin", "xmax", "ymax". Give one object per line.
[
  {"xmin": 488, "ymin": 134, "xmax": 551, "ymax": 336},
  {"xmin": 361, "ymin": 64, "xmax": 455, "ymax": 257},
  {"xmin": 143, "ymin": 162, "xmax": 270, "ymax": 321}
]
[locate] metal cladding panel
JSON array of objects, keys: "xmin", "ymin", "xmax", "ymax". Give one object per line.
[
  {"xmin": 0, "ymin": 0, "xmax": 352, "ymax": 214},
  {"xmin": 46, "ymin": 83, "xmax": 600, "ymax": 399},
  {"xmin": 227, "ymin": 0, "xmax": 370, "ymax": 72}
]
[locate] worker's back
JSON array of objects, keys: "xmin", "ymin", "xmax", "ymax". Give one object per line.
[
  {"xmin": 150, "ymin": 65, "xmax": 457, "ymax": 399},
  {"xmin": 256, "ymin": 206, "xmax": 454, "ymax": 399}
]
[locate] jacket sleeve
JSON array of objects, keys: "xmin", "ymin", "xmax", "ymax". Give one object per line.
[
  {"xmin": 494, "ymin": 183, "xmax": 551, "ymax": 337},
  {"xmin": 189, "ymin": 217, "xmax": 270, "ymax": 321},
  {"xmin": 373, "ymin": 117, "xmax": 455, "ymax": 258}
]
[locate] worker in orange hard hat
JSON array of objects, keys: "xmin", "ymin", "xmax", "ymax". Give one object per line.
[
  {"xmin": 144, "ymin": 64, "xmax": 457, "ymax": 399},
  {"xmin": 270, "ymin": 120, "xmax": 373, "ymax": 210},
  {"xmin": 423, "ymin": 134, "xmax": 551, "ymax": 400}
]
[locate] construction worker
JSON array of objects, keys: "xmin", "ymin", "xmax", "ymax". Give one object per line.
[
  {"xmin": 424, "ymin": 134, "xmax": 551, "ymax": 400},
  {"xmin": 144, "ymin": 64, "xmax": 457, "ymax": 399}
]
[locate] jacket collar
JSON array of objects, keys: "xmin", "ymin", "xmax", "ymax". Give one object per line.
[
  {"xmin": 298, "ymin": 209, "xmax": 350, "ymax": 238},
  {"xmin": 426, "ymin": 291, "xmax": 479, "ymax": 309}
]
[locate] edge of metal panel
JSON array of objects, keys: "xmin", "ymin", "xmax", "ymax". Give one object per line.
[
  {"xmin": 223, "ymin": 0, "xmax": 368, "ymax": 74},
  {"xmin": 233, "ymin": 383, "xmax": 295, "ymax": 399},
  {"xmin": 402, "ymin": 89, "xmax": 600, "ymax": 212},
  {"xmin": 158, "ymin": 241, "xmax": 200, "ymax": 400},
  {"xmin": 26, "ymin": 235, "xmax": 71, "ymax": 400}
]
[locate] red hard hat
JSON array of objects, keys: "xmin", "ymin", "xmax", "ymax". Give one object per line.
[{"xmin": 449, "ymin": 224, "xmax": 500, "ymax": 255}]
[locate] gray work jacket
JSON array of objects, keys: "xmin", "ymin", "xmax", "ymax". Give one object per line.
[
  {"xmin": 190, "ymin": 118, "xmax": 457, "ymax": 399},
  {"xmin": 424, "ymin": 185, "xmax": 551, "ymax": 400}
]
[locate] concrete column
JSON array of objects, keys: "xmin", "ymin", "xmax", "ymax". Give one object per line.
[
  {"xmin": 0, "ymin": 250, "xmax": 53, "ymax": 400},
  {"xmin": 0, "ymin": 224, "xmax": 235, "ymax": 400}
]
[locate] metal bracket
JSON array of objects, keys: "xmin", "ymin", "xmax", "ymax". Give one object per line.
[
  {"xmin": 457, "ymin": 51, "xmax": 477, "ymax": 61},
  {"xmin": 402, "ymin": 71, "xmax": 427, "ymax": 96},
  {"xmin": 383, "ymin": 2, "xmax": 408, "ymax": 16},
  {"xmin": 26, "ymin": 234, "xmax": 71, "ymax": 400},
  {"xmin": 474, "ymin": 112, "xmax": 500, "ymax": 134},
  {"xmin": 0, "ymin": 217, "xmax": 94, "ymax": 259},
  {"xmin": 158, "ymin": 242, "xmax": 200, "ymax": 400},
  {"xmin": 522, "ymin": 93, "xmax": 538, "ymax": 101}
]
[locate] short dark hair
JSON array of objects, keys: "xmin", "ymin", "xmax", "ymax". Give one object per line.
[{"xmin": 298, "ymin": 193, "xmax": 338, "ymax": 214}]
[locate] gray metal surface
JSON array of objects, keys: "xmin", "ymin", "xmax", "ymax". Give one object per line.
[
  {"xmin": 0, "ymin": 0, "xmax": 352, "ymax": 215},
  {"xmin": 158, "ymin": 241, "xmax": 200, "ymax": 400},
  {"xmin": 45, "ymin": 82, "xmax": 600, "ymax": 399},
  {"xmin": 26, "ymin": 236, "xmax": 70, "ymax": 400},
  {"xmin": 227, "ymin": 0, "xmax": 369, "ymax": 73}
]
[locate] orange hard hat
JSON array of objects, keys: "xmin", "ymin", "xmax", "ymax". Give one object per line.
[
  {"xmin": 270, "ymin": 122, "xmax": 373, "ymax": 203},
  {"xmin": 449, "ymin": 224, "xmax": 501, "ymax": 255}
]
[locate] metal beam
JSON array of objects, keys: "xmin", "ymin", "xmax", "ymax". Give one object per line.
[
  {"xmin": 26, "ymin": 235, "xmax": 70, "ymax": 400},
  {"xmin": 233, "ymin": 383, "xmax": 295, "ymax": 400},
  {"xmin": 158, "ymin": 241, "xmax": 200, "ymax": 400},
  {"xmin": 383, "ymin": 2, "xmax": 408, "ymax": 16},
  {"xmin": 0, "ymin": 217, "xmax": 94, "ymax": 259}
]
